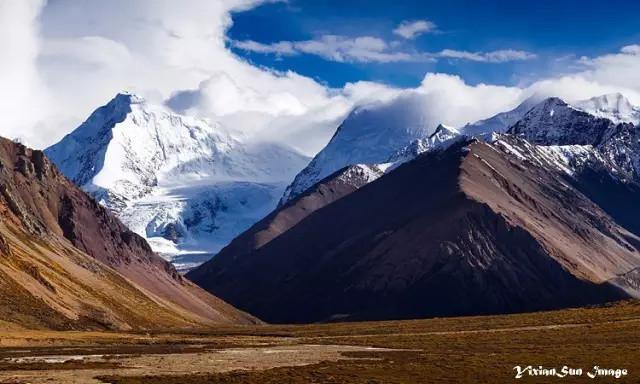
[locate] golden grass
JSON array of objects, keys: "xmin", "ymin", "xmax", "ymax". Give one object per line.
[{"xmin": 2, "ymin": 300, "xmax": 640, "ymax": 383}]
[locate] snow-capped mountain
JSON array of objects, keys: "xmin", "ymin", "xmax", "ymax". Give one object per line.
[
  {"xmin": 508, "ymin": 97, "xmax": 640, "ymax": 181},
  {"xmin": 574, "ymin": 93, "xmax": 640, "ymax": 125},
  {"xmin": 279, "ymin": 93, "xmax": 538, "ymax": 205},
  {"xmin": 280, "ymin": 96, "xmax": 444, "ymax": 204},
  {"xmin": 460, "ymin": 95, "xmax": 544, "ymax": 136},
  {"xmin": 281, "ymin": 92, "xmax": 640, "ymax": 205},
  {"xmin": 190, "ymin": 93, "xmax": 640, "ymax": 323},
  {"xmin": 388, "ymin": 124, "xmax": 463, "ymax": 164},
  {"xmin": 46, "ymin": 93, "xmax": 309, "ymax": 271}
]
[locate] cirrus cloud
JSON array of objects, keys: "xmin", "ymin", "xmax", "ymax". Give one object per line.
[
  {"xmin": 232, "ymin": 36, "xmax": 537, "ymax": 64},
  {"xmin": 437, "ymin": 48, "xmax": 537, "ymax": 63}
]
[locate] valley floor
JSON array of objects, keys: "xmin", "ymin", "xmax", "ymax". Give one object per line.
[{"xmin": 2, "ymin": 300, "xmax": 640, "ymax": 383}]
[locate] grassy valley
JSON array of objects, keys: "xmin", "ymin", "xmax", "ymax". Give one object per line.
[{"xmin": 1, "ymin": 300, "xmax": 639, "ymax": 383}]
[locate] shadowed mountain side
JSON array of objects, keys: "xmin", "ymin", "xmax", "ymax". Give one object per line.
[
  {"xmin": 562, "ymin": 167, "xmax": 640, "ymax": 237},
  {"xmin": 189, "ymin": 140, "xmax": 638, "ymax": 323},
  {"xmin": 188, "ymin": 164, "xmax": 383, "ymax": 273}
]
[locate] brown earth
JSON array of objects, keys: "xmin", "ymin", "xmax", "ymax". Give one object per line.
[
  {"xmin": 0, "ymin": 137, "xmax": 257, "ymax": 330},
  {"xmin": 0, "ymin": 300, "xmax": 639, "ymax": 383},
  {"xmin": 188, "ymin": 138, "xmax": 640, "ymax": 323}
]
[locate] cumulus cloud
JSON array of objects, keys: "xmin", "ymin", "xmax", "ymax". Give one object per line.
[
  {"xmin": 4, "ymin": 0, "xmax": 358, "ymax": 152},
  {"xmin": 573, "ymin": 44, "xmax": 640, "ymax": 100},
  {"xmin": 393, "ymin": 20, "xmax": 437, "ymax": 39},
  {"xmin": 0, "ymin": 0, "xmax": 50, "ymax": 145},
  {"xmin": 1, "ymin": 0, "xmax": 640, "ymax": 157}
]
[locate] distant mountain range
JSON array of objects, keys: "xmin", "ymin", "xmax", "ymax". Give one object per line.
[
  {"xmin": 282, "ymin": 93, "xmax": 640, "ymax": 205},
  {"xmin": 188, "ymin": 93, "xmax": 640, "ymax": 323},
  {"xmin": 40, "ymin": 90, "xmax": 640, "ymax": 324},
  {"xmin": 45, "ymin": 93, "xmax": 309, "ymax": 271}
]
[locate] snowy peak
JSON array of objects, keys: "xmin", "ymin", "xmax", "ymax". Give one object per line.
[
  {"xmin": 279, "ymin": 94, "xmax": 436, "ymax": 204},
  {"xmin": 430, "ymin": 124, "xmax": 459, "ymax": 141},
  {"xmin": 507, "ymin": 97, "xmax": 613, "ymax": 146},
  {"xmin": 574, "ymin": 93, "xmax": 640, "ymax": 124},
  {"xmin": 111, "ymin": 91, "xmax": 145, "ymax": 107},
  {"xmin": 68, "ymin": 92, "xmax": 145, "ymax": 142},
  {"xmin": 46, "ymin": 93, "xmax": 310, "ymax": 269},
  {"xmin": 506, "ymin": 96, "xmax": 640, "ymax": 182},
  {"xmin": 460, "ymin": 94, "xmax": 544, "ymax": 136},
  {"xmin": 386, "ymin": 123, "xmax": 464, "ymax": 166},
  {"xmin": 47, "ymin": 93, "xmax": 307, "ymax": 207},
  {"xmin": 46, "ymin": 93, "xmax": 236, "ymax": 208}
]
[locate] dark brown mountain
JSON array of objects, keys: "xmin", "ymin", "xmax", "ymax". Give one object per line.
[
  {"xmin": 0, "ymin": 137, "xmax": 257, "ymax": 330},
  {"xmin": 188, "ymin": 138, "xmax": 640, "ymax": 324},
  {"xmin": 187, "ymin": 164, "xmax": 384, "ymax": 267}
]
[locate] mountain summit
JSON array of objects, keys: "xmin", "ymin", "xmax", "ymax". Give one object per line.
[
  {"xmin": 574, "ymin": 93, "xmax": 640, "ymax": 124},
  {"xmin": 46, "ymin": 93, "xmax": 309, "ymax": 270}
]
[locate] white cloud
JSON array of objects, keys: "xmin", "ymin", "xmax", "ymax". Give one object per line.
[
  {"xmin": 438, "ymin": 49, "xmax": 537, "ymax": 63},
  {"xmin": 233, "ymin": 36, "xmax": 537, "ymax": 64},
  {"xmin": 572, "ymin": 45, "xmax": 640, "ymax": 101},
  {"xmin": 2, "ymin": 0, "xmax": 357, "ymax": 152},
  {"xmin": 0, "ymin": 0, "xmax": 50, "ymax": 145},
  {"xmin": 414, "ymin": 73, "xmax": 524, "ymax": 127},
  {"xmin": 232, "ymin": 40, "xmax": 296, "ymax": 55},
  {"xmin": 234, "ymin": 35, "xmax": 417, "ymax": 63},
  {"xmin": 1, "ymin": 0, "xmax": 640, "ymax": 157},
  {"xmin": 621, "ymin": 44, "xmax": 640, "ymax": 55},
  {"xmin": 393, "ymin": 20, "xmax": 436, "ymax": 39}
]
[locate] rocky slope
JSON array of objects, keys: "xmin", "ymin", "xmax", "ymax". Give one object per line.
[
  {"xmin": 189, "ymin": 135, "xmax": 640, "ymax": 323},
  {"xmin": 0, "ymin": 137, "xmax": 257, "ymax": 330},
  {"xmin": 45, "ymin": 93, "xmax": 309, "ymax": 270},
  {"xmin": 281, "ymin": 93, "xmax": 640, "ymax": 207},
  {"xmin": 187, "ymin": 163, "xmax": 385, "ymax": 284},
  {"xmin": 508, "ymin": 97, "xmax": 640, "ymax": 182}
]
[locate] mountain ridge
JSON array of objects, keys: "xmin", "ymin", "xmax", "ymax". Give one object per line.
[
  {"xmin": 189, "ymin": 137, "xmax": 640, "ymax": 323},
  {"xmin": 0, "ymin": 136, "xmax": 257, "ymax": 329}
]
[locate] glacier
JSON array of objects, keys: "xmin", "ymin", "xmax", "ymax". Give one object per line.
[{"xmin": 46, "ymin": 93, "xmax": 310, "ymax": 271}]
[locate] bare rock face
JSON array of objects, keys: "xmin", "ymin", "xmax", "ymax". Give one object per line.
[
  {"xmin": 0, "ymin": 137, "xmax": 258, "ymax": 330},
  {"xmin": 189, "ymin": 139, "xmax": 640, "ymax": 324}
]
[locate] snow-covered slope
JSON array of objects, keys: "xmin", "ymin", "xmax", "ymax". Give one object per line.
[
  {"xmin": 574, "ymin": 93, "xmax": 640, "ymax": 125},
  {"xmin": 281, "ymin": 92, "xmax": 640, "ymax": 206},
  {"xmin": 387, "ymin": 124, "xmax": 463, "ymax": 165},
  {"xmin": 280, "ymin": 96, "xmax": 453, "ymax": 204},
  {"xmin": 46, "ymin": 93, "xmax": 309, "ymax": 271},
  {"xmin": 460, "ymin": 95, "xmax": 544, "ymax": 136},
  {"xmin": 507, "ymin": 96, "xmax": 640, "ymax": 182}
]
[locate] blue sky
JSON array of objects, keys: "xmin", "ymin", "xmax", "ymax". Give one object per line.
[
  {"xmin": 228, "ymin": 0, "xmax": 640, "ymax": 88},
  {"xmin": 3, "ymin": 0, "xmax": 640, "ymax": 152}
]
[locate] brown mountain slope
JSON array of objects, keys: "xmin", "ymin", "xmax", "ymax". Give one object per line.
[
  {"xmin": 0, "ymin": 138, "xmax": 257, "ymax": 330},
  {"xmin": 187, "ymin": 164, "xmax": 383, "ymax": 268},
  {"xmin": 189, "ymin": 138, "xmax": 640, "ymax": 323}
]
